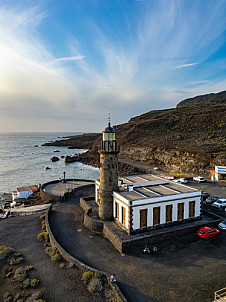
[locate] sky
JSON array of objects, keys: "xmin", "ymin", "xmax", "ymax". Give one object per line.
[{"xmin": 0, "ymin": 0, "xmax": 225, "ymax": 132}]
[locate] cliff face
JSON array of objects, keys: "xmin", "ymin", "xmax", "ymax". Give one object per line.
[{"xmin": 44, "ymin": 91, "xmax": 226, "ymax": 176}]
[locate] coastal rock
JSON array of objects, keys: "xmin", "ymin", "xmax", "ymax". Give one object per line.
[
  {"xmin": 34, "ymin": 145, "xmax": 38, "ymax": 147},
  {"xmin": 50, "ymin": 156, "xmax": 60, "ymax": 162},
  {"xmin": 64, "ymin": 155, "xmax": 80, "ymax": 163}
]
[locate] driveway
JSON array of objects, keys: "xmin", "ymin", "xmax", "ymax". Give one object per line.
[{"xmin": 50, "ymin": 185, "xmax": 226, "ymax": 302}]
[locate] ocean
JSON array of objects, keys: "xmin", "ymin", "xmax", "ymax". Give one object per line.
[{"xmin": 0, "ymin": 132, "xmax": 100, "ymax": 194}]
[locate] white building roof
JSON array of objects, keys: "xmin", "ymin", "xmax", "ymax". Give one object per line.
[{"xmin": 117, "ymin": 174, "xmax": 198, "ymax": 202}]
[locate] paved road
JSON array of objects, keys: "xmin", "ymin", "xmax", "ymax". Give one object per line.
[{"xmin": 50, "ymin": 184, "xmax": 226, "ymax": 302}]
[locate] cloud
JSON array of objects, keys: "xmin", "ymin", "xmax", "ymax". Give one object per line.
[
  {"xmin": 50, "ymin": 55, "xmax": 85, "ymax": 64},
  {"xmin": 175, "ymin": 63, "xmax": 198, "ymax": 69}
]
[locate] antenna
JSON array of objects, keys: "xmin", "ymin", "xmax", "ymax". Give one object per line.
[{"xmin": 108, "ymin": 113, "xmax": 111, "ymax": 126}]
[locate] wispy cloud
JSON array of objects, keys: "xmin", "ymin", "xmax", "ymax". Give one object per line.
[
  {"xmin": 175, "ymin": 63, "xmax": 198, "ymax": 69},
  {"xmin": 50, "ymin": 55, "xmax": 85, "ymax": 64}
]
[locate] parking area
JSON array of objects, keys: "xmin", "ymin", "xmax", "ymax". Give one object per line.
[{"xmin": 188, "ymin": 180, "xmax": 226, "ymax": 219}]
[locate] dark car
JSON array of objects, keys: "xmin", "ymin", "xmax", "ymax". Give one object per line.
[
  {"xmin": 197, "ymin": 226, "xmax": 220, "ymax": 239},
  {"xmin": 202, "ymin": 192, "xmax": 210, "ymax": 201},
  {"xmin": 205, "ymin": 195, "xmax": 219, "ymax": 204}
]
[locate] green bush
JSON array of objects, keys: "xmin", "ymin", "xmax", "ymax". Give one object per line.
[
  {"xmin": 37, "ymin": 232, "xmax": 49, "ymax": 242},
  {"xmin": 30, "ymin": 278, "xmax": 40, "ymax": 288},
  {"xmin": 25, "ymin": 265, "xmax": 33, "ymax": 271},
  {"xmin": 82, "ymin": 271, "xmax": 98, "ymax": 285}
]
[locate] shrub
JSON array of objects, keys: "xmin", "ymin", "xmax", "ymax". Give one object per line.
[
  {"xmin": 39, "ymin": 214, "xmax": 46, "ymax": 220},
  {"xmin": 25, "ymin": 265, "xmax": 33, "ymax": 271},
  {"xmin": 41, "ymin": 220, "xmax": 46, "ymax": 231},
  {"xmin": 30, "ymin": 278, "xmax": 40, "ymax": 288},
  {"xmin": 88, "ymin": 277, "xmax": 103, "ymax": 294},
  {"xmin": 37, "ymin": 232, "xmax": 49, "ymax": 242},
  {"xmin": 51, "ymin": 253, "xmax": 62, "ymax": 262},
  {"xmin": 45, "ymin": 247, "xmax": 52, "ymax": 254},
  {"xmin": 82, "ymin": 271, "xmax": 98, "ymax": 285},
  {"xmin": 15, "ymin": 252, "xmax": 22, "ymax": 256},
  {"xmin": 59, "ymin": 263, "xmax": 66, "ymax": 269},
  {"xmin": 0, "ymin": 246, "xmax": 14, "ymax": 260}
]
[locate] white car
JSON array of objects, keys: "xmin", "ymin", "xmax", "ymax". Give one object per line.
[
  {"xmin": 212, "ymin": 199, "xmax": 226, "ymax": 210},
  {"xmin": 179, "ymin": 178, "xmax": 188, "ymax": 184},
  {"xmin": 193, "ymin": 176, "xmax": 205, "ymax": 182},
  {"xmin": 218, "ymin": 219, "xmax": 226, "ymax": 231}
]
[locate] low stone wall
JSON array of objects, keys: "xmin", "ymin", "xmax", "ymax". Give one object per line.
[
  {"xmin": 45, "ymin": 204, "xmax": 127, "ymax": 302},
  {"xmin": 103, "ymin": 224, "xmax": 123, "ymax": 253},
  {"xmin": 40, "ymin": 179, "xmax": 94, "ymax": 202},
  {"xmin": 80, "ymin": 197, "xmax": 104, "ymax": 232},
  {"xmin": 84, "ymin": 213, "xmax": 104, "ymax": 232}
]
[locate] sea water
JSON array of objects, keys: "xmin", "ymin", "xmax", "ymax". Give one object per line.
[{"xmin": 0, "ymin": 132, "xmax": 100, "ymax": 193}]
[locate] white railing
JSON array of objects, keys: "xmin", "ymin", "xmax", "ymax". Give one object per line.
[{"xmin": 215, "ymin": 287, "xmax": 226, "ymax": 301}]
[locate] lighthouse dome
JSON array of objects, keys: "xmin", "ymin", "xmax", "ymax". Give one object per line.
[{"xmin": 103, "ymin": 122, "xmax": 116, "ymax": 133}]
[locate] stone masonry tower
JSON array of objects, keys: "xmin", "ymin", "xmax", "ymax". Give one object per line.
[{"xmin": 98, "ymin": 120, "xmax": 119, "ymax": 220}]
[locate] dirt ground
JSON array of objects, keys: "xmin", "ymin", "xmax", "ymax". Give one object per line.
[{"xmin": 0, "ymin": 214, "xmax": 107, "ymax": 302}]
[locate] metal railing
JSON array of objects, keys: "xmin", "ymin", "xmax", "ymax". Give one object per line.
[{"xmin": 215, "ymin": 287, "xmax": 226, "ymax": 301}]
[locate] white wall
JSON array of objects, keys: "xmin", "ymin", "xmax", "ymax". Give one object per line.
[{"xmin": 129, "ymin": 194, "xmax": 201, "ymax": 231}]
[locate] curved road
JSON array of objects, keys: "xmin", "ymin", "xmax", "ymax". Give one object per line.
[{"xmin": 50, "ymin": 184, "xmax": 226, "ymax": 302}]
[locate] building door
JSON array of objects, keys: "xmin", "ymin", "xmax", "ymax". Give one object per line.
[
  {"xmin": 115, "ymin": 202, "xmax": 119, "ymax": 219},
  {"xmin": 140, "ymin": 209, "xmax": 147, "ymax": 228},
  {"xmin": 153, "ymin": 207, "xmax": 160, "ymax": 226},
  {"xmin": 122, "ymin": 206, "xmax": 126, "ymax": 226},
  {"xmin": 178, "ymin": 203, "xmax": 184, "ymax": 220},
  {"xmin": 189, "ymin": 201, "xmax": 195, "ymax": 218},
  {"xmin": 166, "ymin": 205, "xmax": 172, "ymax": 223}
]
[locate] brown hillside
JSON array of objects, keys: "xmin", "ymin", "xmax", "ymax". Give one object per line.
[{"xmin": 43, "ymin": 92, "xmax": 226, "ymax": 176}]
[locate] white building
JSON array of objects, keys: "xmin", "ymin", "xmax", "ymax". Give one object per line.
[
  {"xmin": 215, "ymin": 166, "xmax": 226, "ymax": 182},
  {"xmin": 95, "ymin": 174, "xmax": 202, "ymax": 234},
  {"xmin": 12, "ymin": 185, "xmax": 38, "ymax": 201}
]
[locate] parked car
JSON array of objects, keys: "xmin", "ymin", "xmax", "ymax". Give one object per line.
[
  {"xmin": 193, "ymin": 176, "xmax": 205, "ymax": 182},
  {"xmin": 202, "ymin": 192, "xmax": 210, "ymax": 201},
  {"xmin": 205, "ymin": 195, "xmax": 219, "ymax": 204},
  {"xmin": 173, "ymin": 179, "xmax": 181, "ymax": 183},
  {"xmin": 218, "ymin": 219, "xmax": 226, "ymax": 231},
  {"xmin": 197, "ymin": 226, "xmax": 220, "ymax": 239},
  {"xmin": 179, "ymin": 178, "xmax": 188, "ymax": 184},
  {"xmin": 212, "ymin": 199, "xmax": 226, "ymax": 210}
]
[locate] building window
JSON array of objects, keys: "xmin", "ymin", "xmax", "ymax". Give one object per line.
[
  {"xmin": 115, "ymin": 202, "xmax": 119, "ymax": 219},
  {"xmin": 122, "ymin": 206, "xmax": 126, "ymax": 226},
  {"xmin": 189, "ymin": 201, "xmax": 195, "ymax": 218},
  {"xmin": 153, "ymin": 207, "xmax": 160, "ymax": 226},
  {"xmin": 166, "ymin": 205, "xmax": 172, "ymax": 222},
  {"xmin": 140, "ymin": 209, "xmax": 147, "ymax": 228},
  {"xmin": 177, "ymin": 203, "xmax": 184, "ymax": 220}
]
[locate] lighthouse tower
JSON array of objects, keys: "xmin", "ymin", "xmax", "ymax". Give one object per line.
[{"xmin": 98, "ymin": 120, "xmax": 119, "ymax": 220}]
